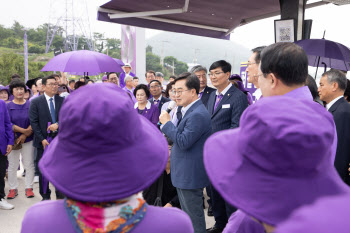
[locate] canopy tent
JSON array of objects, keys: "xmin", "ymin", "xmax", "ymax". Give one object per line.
[{"xmin": 97, "ymin": 0, "xmax": 329, "ymax": 40}]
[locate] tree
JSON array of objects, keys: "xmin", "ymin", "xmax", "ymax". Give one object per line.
[
  {"xmin": 146, "ymin": 45, "xmax": 153, "ymax": 53},
  {"xmin": 164, "ymin": 56, "xmax": 189, "ymax": 75},
  {"xmin": 146, "ymin": 52, "xmax": 163, "ymax": 72},
  {"xmin": 11, "ymin": 21, "xmax": 25, "ymax": 39},
  {"xmin": 0, "ymin": 25, "xmax": 14, "ymax": 41},
  {"xmin": 0, "ymin": 53, "xmax": 24, "ymax": 84}
]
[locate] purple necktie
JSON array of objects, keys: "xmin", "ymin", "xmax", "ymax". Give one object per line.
[
  {"xmin": 154, "ymin": 100, "xmax": 159, "ymax": 106},
  {"xmin": 198, "ymin": 92, "xmax": 204, "ymax": 99},
  {"xmin": 213, "ymin": 94, "xmax": 223, "ymax": 111}
]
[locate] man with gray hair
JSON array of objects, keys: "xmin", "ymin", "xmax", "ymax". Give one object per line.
[
  {"xmin": 318, "ymin": 69, "xmax": 350, "ymax": 186},
  {"xmin": 122, "ymin": 75, "xmax": 136, "ymax": 103},
  {"xmin": 155, "ymin": 72, "xmax": 166, "ymax": 89},
  {"xmin": 191, "ymin": 65, "xmax": 215, "ymax": 107}
]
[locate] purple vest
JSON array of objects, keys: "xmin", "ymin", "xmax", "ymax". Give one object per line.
[
  {"xmin": 136, "ymin": 103, "xmax": 160, "ymax": 127},
  {"xmin": 21, "ymin": 200, "xmax": 194, "ymax": 233}
]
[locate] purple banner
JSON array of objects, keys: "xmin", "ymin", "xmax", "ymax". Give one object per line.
[
  {"xmin": 121, "ymin": 25, "xmax": 136, "ymax": 71},
  {"xmin": 24, "ymin": 30, "xmax": 29, "ymax": 82},
  {"xmin": 240, "ymin": 62, "xmax": 257, "ymax": 101}
]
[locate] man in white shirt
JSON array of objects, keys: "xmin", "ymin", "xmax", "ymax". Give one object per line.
[
  {"xmin": 318, "ymin": 69, "xmax": 350, "ymax": 186},
  {"xmin": 149, "ymin": 80, "xmax": 170, "ymax": 113},
  {"xmin": 246, "ymin": 46, "xmax": 266, "ymax": 102}
]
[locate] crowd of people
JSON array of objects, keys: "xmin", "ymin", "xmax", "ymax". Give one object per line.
[{"xmin": 0, "ymin": 42, "xmax": 350, "ymax": 233}]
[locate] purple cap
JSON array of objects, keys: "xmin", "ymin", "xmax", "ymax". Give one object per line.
[
  {"xmin": 102, "ymin": 75, "xmax": 107, "ymax": 81},
  {"xmin": 275, "ymin": 193, "xmax": 350, "ymax": 233},
  {"xmin": 39, "ymin": 83, "xmax": 169, "ymax": 202},
  {"xmin": 204, "ymin": 96, "xmax": 348, "ymax": 226}
]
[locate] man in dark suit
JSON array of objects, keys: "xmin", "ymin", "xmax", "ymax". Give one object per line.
[
  {"xmin": 29, "ymin": 75, "xmax": 64, "ymax": 200},
  {"xmin": 318, "ymin": 69, "xmax": 350, "ymax": 185},
  {"xmin": 149, "ymin": 80, "xmax": 170, "ymax": 113},
  {"xmin": 191, "ymin": 65, "xmax": 216, "ymax": 107},
  {"xmin": 206, "ymin": 60, "xmax": 248, "ymax": 233},
  {"xmin": 160, "ymin": 73, "xmax": 212, "ymax": 233}
]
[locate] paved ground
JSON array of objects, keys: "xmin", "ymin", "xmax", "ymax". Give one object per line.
[{"xmin": 0, "ymin": 169, "xmax": 215, "ymax": 233}]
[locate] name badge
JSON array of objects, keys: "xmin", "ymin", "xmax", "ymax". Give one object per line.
[{"xmin": 222, "ymin": 104, "xmax": 230, "ymax": 109}]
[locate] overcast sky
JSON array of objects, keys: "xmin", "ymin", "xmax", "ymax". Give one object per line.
[{"xmin": 1, "ymin": 0, "xmax": 350, "ymax": 50}]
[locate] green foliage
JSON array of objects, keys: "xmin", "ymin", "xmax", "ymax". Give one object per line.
[
  {"xmin": 146, "ymin": 52, "xmax": 163, "ymax": 72},
  {"xmin": 28, "ymin": 44, "xmax": 45, "ymax": 54},
  {"xmin": 0, "ymin": 21, "xmax": 189, "ymax": 84},
  {"xmin": 146, "ymin": 45, "xmax": 153, "ymax": 53},
  {"xmin": 164, "ymin": 56, "xmax": 189, "ymax": 75},
  {"xmin": 0, "ymin": 52, "xmax": 24, "ymax": 84}
]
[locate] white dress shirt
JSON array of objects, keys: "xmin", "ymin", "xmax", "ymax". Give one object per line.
[
  {"xmin": 215, "ymin": 83, "xmax": 232, "ymax": 96},
  {"xmin": 326, "ymin": 96, "xmax": 343, "ymax": 110},
  {"xmin": 44, "ymin": 93, "xmax": 55, "ymax": 109}
]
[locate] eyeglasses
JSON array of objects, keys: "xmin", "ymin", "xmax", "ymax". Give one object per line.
[
  {"xmin": 47, "ymin": 83, "xmax": 58, "ymax": 87},
  {"xmin": 172, "ymin": 89, "xmax": 190, "ymax": 95},
  {"xmin": 209, "ymin": 72, "xmax": 225, "ymax": 77},
  {"xmin": 136, "ymin": 93, "xmax": 146, "ymax": 97},
  {"xmin": 109, "ymin": 78, "xmax": 118, "ymax": 81},
  {"xmin": 150, "ymin": 85, "xmax": 161, "ymax": 89}
]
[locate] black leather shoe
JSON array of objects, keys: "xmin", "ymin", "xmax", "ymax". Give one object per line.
[
  {"xmin": 207, "ymin": 205, "xmax": 213, "ymax": 216},
  {"xmin": 41, "ymin": 197, "xmax": 51, "ymax": 201},
  {"xmin": 206, "ymin": 226, "xmax": 224, "ymax": 233}
]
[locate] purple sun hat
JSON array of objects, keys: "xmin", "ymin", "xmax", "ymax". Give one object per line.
[
  {"xmin": 39, "ymin": 83, "xmax": 169, "ymax": 202},
  {"xmin": 102, "ymin": 75, "xmax": 107, "ymax": 81},
  {"xmin": 204, "ymin": 96, "xmax": 348, "ymax": 226},
  {"xmin": 229, "ymin": 74, "xmax": 242, "ymax": 82},
  {"xmin": 275, "ymin": 193, "xmax": 350, "ymax": 233}
]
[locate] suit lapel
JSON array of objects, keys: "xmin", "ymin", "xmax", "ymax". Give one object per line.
[
  {"xmin": 201, "ymin": 87, "xmax": 210, "ymax": 104},
  {"xmin": 207, "ymin": 92, "xmax": 216, "ymax": 115},
  {"xmin": 179, "ymin": 100, "xmax": 201, "ymax": 126},
  {"xmin": 329, "ymin": 97, "xmax": 345, "ymax": 113},
  {"xmin": 54, "ymin": 96, "xmax": 62, "ymax": 121},
  {"xmin": 212, "ymin": 86, "xmax": 234, "ymax": 118},
  {"xmin": 40, "ymin": 95, "xmax": 52, "ymax": 122}
]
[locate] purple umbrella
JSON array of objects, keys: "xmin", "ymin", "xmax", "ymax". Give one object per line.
[
  {"xmin": 295, "ymin": 39, "xmax": 350, "ymax": 77},
  {"xmin": 114, "ymin": 58, "xmax": 125, "ymax": 66},
  {"xmin": 41, "ymin": 50, "xmax": 124, "ymax": 74}
]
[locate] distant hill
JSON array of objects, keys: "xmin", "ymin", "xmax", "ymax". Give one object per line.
[{"xmin": 147, "ymin": 31, "xmax": 251, "ymax": 74}]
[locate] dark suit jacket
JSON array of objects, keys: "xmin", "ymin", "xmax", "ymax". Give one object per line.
[
  {"xmin": 207, "ymin": 85, "xmax": 248, "ymax": 134},
  {"xmin": 329, "ymin": 97, "xmax": 350, "ymax": 185},
  {"xmin": 162, "ymin": 99, "xmax": 211, "ymax": 189},
  {"xmin": 149, "ymin": 96, "xmax": 170, "ymax": 113},
  {"xmin": 29, "ymin": 94, "xmax": 64, "ymax": 149},
  {"xmin": 200, "ymin": 86, "xmax": 216, "ymax": 107}
]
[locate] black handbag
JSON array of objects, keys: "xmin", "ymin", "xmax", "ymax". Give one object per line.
[{"xmin": 153, "ymin": 173, "xmax": 164, "ymax": 207}]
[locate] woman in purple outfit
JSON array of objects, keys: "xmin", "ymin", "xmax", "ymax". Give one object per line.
[
  {"xmin": 133, "ymin": 84, "xmax": 159, "ymax": 127},
  {"xmin": 6, "ymin": 79, "xmax": 35, "ymax": 199},
  {"xmin": 21, "ymin": 84, "xmax": 193, "ymax": 233},
  {"xmin": 0, "ymin": 86, "xmax": 10, "ymax": 103}
]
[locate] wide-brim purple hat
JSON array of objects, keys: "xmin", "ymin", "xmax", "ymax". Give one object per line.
[
  {"xmin": 39, "ymin": 83, "xmax": 169, "ymax": 202},
  {"xmin": 275, "ymin": 193, "xmax": 350, "ymax": 233},
  {"xmin": 204, "ymin": 96, "xmax": 348, "ymax": 226}
]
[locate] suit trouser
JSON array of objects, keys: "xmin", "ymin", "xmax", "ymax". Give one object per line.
[
  {"xmin": 211, "ymin": 184, "xmax": 237, "ymax": 229},
  {"xmin": 0, "ymin": 151, "xmax": 7, "ymax": 199},
  {"xmin": 7, "ymin": 141, "xmax": 34, "ymax": 189},
  {"xmin": 33, "ymin": 147, "xmax": 39, "ymax": 176},
  {"xmin": 36, "ymin": 147, "xmax": 64, "ymax": 199},
  {"xmin": 177, "ymin": 187, "xmax": 206, "ymax": 233}
]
